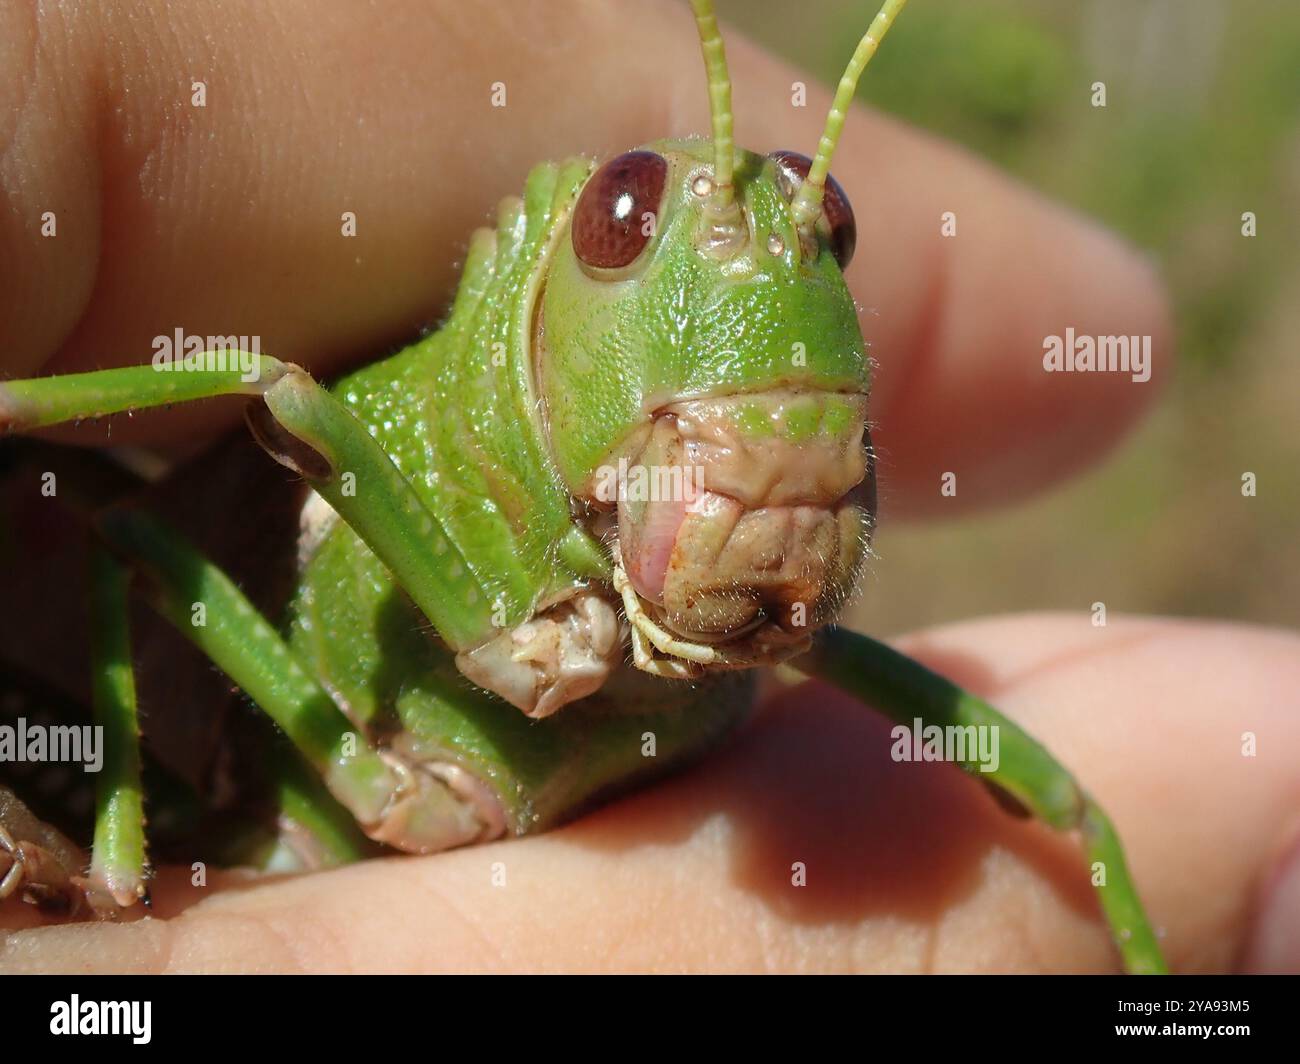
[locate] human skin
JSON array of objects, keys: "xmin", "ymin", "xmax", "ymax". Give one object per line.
[{"xmin": 1, "ymin": 0, "xmax": 1296, "ymax": 973}]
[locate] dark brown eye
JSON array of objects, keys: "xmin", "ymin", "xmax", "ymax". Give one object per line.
[
  {"xmin": 768, "ymin": 149, "xmax": 856, "ymax": 270},
  {"xmin": 571, "ymin": 150, "xmax": 668, "ymax": 271}
]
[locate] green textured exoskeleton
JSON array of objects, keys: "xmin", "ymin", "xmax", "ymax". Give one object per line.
[{"xmin": 0, "ymin": 0, "xmax": 1165, "ymax": 973}]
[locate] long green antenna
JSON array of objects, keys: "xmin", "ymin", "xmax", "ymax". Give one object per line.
[
  {"xmin": 790, "ymin": 0, "xmax": 911, "ymax": 235},
  {"xmin": 689, "ymin": 0, "xmax": 737, "ymax": 211}
]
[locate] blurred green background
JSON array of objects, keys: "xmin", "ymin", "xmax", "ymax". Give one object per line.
[{"xmin": 718, "ymin": 0, "xmax": 1300, "ymax": 633}]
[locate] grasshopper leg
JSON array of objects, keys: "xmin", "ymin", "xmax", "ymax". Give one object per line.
[
  {"xmin": 0, "ymin": 356, "xmax": 279, "ymax": 432},
  {"xmin": 3, "ymin": 356, "xmax": 487, "ymax": 650},
  {"xmin": 85, "ymin": 545, "xmax": 149, "ymax": 908},
  {"xmin": 796, "ymin": 626, "xmax": 1167, "ymax": 975},
  {"xmin": 0, "ymin": 823, "xmax": 86, "ymax": 915},
  {"xmin": 0, "ymin": 788, "xmax": 108, "ymax": 919},
  {"xmin": 3, "ymin": 358, "xmax": 501, "ymax": 851},
  {"xmin": 94, "ymin": 508, "xmax": 496, "ymax": 854}
]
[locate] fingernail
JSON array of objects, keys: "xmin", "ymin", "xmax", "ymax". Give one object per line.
[{"xmin": 1242, "ymin": 828, "xmax": 1300, "ymax": 973}]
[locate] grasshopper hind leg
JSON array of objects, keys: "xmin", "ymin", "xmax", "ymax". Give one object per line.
[{"xmin": 797, "ymin": 626, "xmax": 1168, "ymax": 974}]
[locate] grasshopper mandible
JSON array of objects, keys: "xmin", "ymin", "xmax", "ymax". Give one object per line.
[{"xmin": 0, "ymin": 0, "xmax": 1166, "ymax": 973}]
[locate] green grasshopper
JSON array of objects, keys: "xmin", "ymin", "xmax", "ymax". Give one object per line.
[{"xmin": 0, "ymin": 0, "xmax": 1165, "ymax": 973}]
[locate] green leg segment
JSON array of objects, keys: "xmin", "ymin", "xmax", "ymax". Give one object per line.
[
  {"xmin": 6, "ymin": 438, "xmax": 374, "ymax": 874},
  {"xmin": 4, "ymin": 355, "xmax": 489, "ymax": 853},
  {"xmin": 94, "ymin": 508, "xmax": 475, "ymax": 853},
  {"xmin": 797, "ymin": 627, "xmax": 1167, "ymax": 975},
  {"xmin": 270, "ymin": 749, "xmax": 382, "ymax": 869},
  {"xmin": 253, "ymin": 369, "xmax": 483, "ymax": 648},
  {"xmin": 0, "ymin": 357, "xmax": 275, "ymax": 431},
  {"xmin": 86, "ymin": 545, "xmax": 148, "ymax": 908},
  {"xmin": 197, "ymin": 746, "xmax": 379, "ymax": 873},
  {"xmin": 2, "ymin": 354, "xmax": 480, "ymax": 648}
]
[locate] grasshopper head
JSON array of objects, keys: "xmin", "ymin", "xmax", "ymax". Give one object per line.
[{"xmin": 537, "ymin": 0, "xmax": 907, "ymax": 675}]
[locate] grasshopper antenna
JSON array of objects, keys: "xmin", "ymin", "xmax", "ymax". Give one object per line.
[
  {"xmin": 790, "ymin": 0, "xmax": 911, "ymax": 241},
  {"xmin": 689, "ymin": 0, "xmax": 746, "ymax": 241}
]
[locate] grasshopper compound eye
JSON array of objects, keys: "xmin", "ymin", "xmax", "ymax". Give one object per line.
[
  {"xmin": 571, "ymin": 150, "xmax": 668, "ymax": 272},
  {"xmin": 769, "ymin": 149, "xmax": 856, "ymax": 270}
]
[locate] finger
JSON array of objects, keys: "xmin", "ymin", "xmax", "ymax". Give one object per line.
[
  {"xmin": 4, "ymin": 614, "xmax": 1294, "ymax": 973},
  {"xmin": 1, "ymin": 0, "xmax": 1168, "ymax": 516}
]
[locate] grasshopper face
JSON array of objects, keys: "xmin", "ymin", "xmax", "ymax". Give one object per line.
[
  {"xmin": 522, "ymin": 0, "xmax": 915, "ymax": 677},
  {"xmin": 539, "ymin": 140, "xmax": 874, "ymax": 671}
]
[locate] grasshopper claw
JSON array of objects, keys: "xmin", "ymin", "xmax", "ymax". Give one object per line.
[
  {"xmin": 0, "ymin": 824, "xmax": 24, "ymax": 901},
  {"xmin": 0, "ymin": 788, "xmax": 125, "ymax": 920},
  {"xmin": 362, "ymin": 750, "xmax": 506, "ymax": 854},
  {"xmin": 455, "ymin": 591, "xmax": 623, "ymax": 718},
  {"xmin": 0, "ymin": 823, "xmax": 109, "ymax": 919}
]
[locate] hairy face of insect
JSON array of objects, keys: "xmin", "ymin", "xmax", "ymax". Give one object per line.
[{"xmin": 538, "ymin": 138, "xmax": 874, "ymax": 666}]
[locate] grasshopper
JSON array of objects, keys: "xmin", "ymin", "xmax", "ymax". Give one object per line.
[{"xmin": 0, "ymin": 0, "xmax": 1165, "ymax": 973}]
